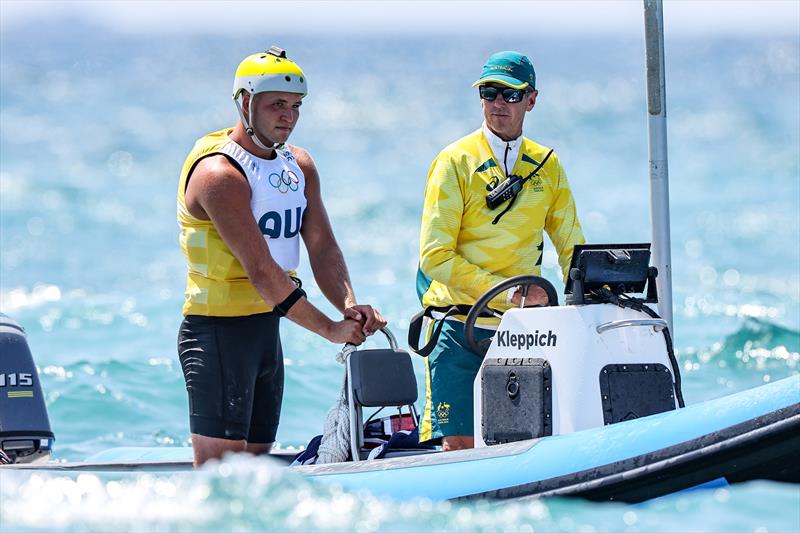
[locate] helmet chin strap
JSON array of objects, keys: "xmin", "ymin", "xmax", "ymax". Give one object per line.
[{"xmin": 234, "ymin": 94, "xmax": 285, "ymax": 152}]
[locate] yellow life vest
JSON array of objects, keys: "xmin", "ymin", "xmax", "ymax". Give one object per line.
[{"xmin": 177, "ymin": 129, "xmax": 304, "ymax": 316}]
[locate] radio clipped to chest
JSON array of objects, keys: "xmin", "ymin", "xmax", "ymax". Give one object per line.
[
  {"xmin": 486, "ymin": 173, "xmax": 526, "ymax": 210},
  {"xmin": 484, "ymin": 149, "xmax": 553, "ymax": 224}
]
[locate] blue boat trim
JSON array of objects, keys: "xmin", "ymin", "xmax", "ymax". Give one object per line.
[
  {"xmin": 458, "ymin": 403, "xmax": 800, "ymax": 502},
  {"xmin": 86, "ymin": 446, "xmax": 194, "ymax": 464},
  {"xmin": 295, "ymin": 438, "xmax": 535, "ymax": 475}
]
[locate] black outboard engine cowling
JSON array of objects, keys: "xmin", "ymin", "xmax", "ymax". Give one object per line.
[{"xmin": 0, "ymin": 313, "xmax": 54, "ymax": 464}]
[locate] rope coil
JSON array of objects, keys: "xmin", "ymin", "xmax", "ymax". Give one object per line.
[{"xmin": 316, "ymin": 344, "xmax": 356, "ymax": 464}]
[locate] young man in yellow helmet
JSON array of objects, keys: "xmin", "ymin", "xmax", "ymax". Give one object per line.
[
  {"xmin": 176, "ymin": 47, "xmax": 386, "ymax": 466},
  {"xmin": 416, "ymin": 51, "xmax": 585, "ymax": 450}
]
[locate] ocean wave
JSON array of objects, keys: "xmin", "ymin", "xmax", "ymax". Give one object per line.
[
  {"xmin": 678, "ymin": 317, "xmax": 799, "ymax": 401},
  {"xmin": 681, "ymin": 316, "xmax": 799, "ymax": 369},
  {"xmin": 2, "ymin": 455, "xmax": 798, "ymax": 532},
  {"xmin": 0, "ymin": 455, "xmax": 553, "ymax": 532}
]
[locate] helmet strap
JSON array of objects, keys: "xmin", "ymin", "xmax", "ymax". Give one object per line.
[{"xmin": 235, "ymin": 94, "xmax": 285, "ymax": 152}]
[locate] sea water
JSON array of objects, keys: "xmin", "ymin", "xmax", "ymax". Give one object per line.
[{"xmin": 1, "ymin": 19, "xmax": 798, "ymax": 533}]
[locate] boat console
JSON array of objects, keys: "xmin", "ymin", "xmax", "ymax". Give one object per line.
[{"xmin": 470, "ymin": 243, "xmax": 683, "ymax": 447}]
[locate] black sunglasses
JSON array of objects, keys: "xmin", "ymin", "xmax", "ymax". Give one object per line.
[{"xmin": 479, "ymin": 85, "xmax": 529, "ymax": 103}]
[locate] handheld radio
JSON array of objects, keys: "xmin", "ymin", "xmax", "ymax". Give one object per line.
[{"xmin": 485, "ymin": 149, "xmax": 553, "ymax": 212}]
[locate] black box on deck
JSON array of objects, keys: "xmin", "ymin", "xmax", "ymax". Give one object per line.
[{"xmin": 481, "ymin": 358, "xmax": 552, "ymax": 445}]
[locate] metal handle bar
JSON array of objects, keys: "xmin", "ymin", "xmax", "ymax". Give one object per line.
[
  {"xmin": 379, "ymin": 327, "xmax": 398, "ymax": 350},
  {"xmin": 596, "ymin": 318, "xmax": 667, "ymax": 334},
  {"xmin": 344, "ymin": 327, "xmax": 398, "ymax": 353}
]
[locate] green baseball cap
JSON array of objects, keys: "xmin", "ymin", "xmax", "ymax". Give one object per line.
[{"xmin": 472, "ymin": 51, "xmax": 536, "ymax": 90}]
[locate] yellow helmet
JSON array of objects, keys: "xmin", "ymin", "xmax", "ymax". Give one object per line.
[
  {"xmin": 232, "ymin": 46, "xmax": 307, "ymax": 151},
  {"xmin": 232, "ymin": 46, "xmax": 307, "ymax": 100}
]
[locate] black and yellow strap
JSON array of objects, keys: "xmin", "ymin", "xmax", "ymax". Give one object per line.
[{"xmin": 407, "ymin": 305, "xmax": 472, "ymax": 357}]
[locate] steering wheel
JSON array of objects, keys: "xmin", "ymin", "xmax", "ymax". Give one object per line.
[{"xmin": 464, "ymin": 275, "xmax": 559, "ymax": 357}]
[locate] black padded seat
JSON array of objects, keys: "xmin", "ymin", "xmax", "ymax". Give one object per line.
[
  {"xmin": 344, "ymin": 336, "xmax": 438, "ymax": 462},
  {"xmin": 349, "ymin": 349, "xmax": 418, "ymax": 407}
]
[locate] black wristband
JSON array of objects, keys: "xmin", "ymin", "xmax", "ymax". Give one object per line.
[{"xmin": 274, "ymin": 287, "xmax": 306, "ymax": 317}]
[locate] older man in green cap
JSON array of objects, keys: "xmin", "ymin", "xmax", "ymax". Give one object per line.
[{"xmin": 415, "ymin": 51, "xmax": 585, "ymax": 450}]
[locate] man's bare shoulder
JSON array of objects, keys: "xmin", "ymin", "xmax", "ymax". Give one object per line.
[
  {"xmin": 286, "ymin": 144, "xmax": 316, "ymax": 174},
  {"xmin": 184, "ymin": 154, "xmax": 250, "ymax": 219},
  {"xmin": 192, "ymin": 154, "xmax": 245, "ymax": 182}
]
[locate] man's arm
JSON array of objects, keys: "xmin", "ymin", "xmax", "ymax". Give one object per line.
[
  {"xmin": 184, "ymin": 154, "xmax": 366, "ymax": 344},
  {"xmin": 419, "ymin": 154, "xmax": 507, "ymax": 302},
  {"xmin": 544, "ymin": 154, "xmax": 586, "ymax": 281},
  {"xmin": 292, "ymin": 146, "xmax": 386, "ymax": 335}
]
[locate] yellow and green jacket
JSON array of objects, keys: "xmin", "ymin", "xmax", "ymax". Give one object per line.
[{"xmin": 417, "ymin": 128, "xmax": 585, "ymax": 312}]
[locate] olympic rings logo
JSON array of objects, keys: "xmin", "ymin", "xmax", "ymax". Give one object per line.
[{"xmin": 268, "ymin": 170, "xmax": 300, "ymax": 194}]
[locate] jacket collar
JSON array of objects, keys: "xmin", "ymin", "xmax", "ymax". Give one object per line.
[{"xmin": 482, "ymin": 122, "xmax": 521, "ymax": 177}]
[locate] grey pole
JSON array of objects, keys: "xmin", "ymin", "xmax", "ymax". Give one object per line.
[{"xmin": 643, "ymin": 0, "xmax": 674, "ymax": 335}]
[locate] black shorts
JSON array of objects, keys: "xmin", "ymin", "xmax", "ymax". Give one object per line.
[{"xmin": 177, "ymin": 312, "xmax": 283, "ymax": 443}]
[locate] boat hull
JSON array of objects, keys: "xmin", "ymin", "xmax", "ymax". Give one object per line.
[{"xmin": 5, "ymin": 376, "xmax": 798, "ymax": 503}]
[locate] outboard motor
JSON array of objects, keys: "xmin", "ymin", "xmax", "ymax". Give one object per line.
[{"xmin": 0, "ymin": 313, "xmax": 54, "ymax": 464}]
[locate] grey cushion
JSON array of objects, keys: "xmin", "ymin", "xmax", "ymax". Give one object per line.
[{"xmin": 349, "ymin": 349, "xmax": 417, "ymax": 407}]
